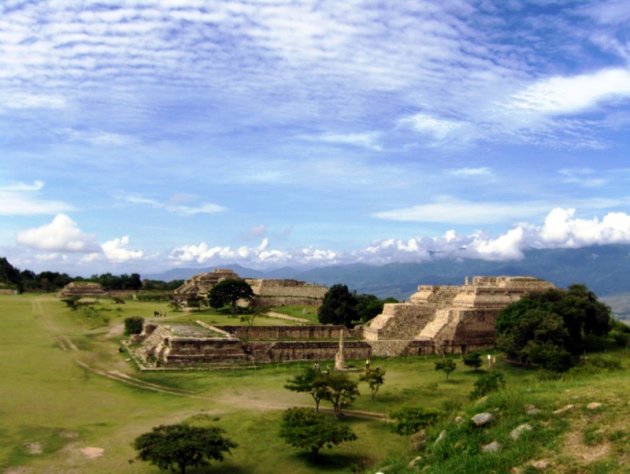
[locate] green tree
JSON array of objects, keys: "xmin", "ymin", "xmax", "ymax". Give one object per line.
[
  {"xmin": 285, "ymin": 367, "xmax": 329, "ymax": 412},
  {"xmin": 323, "ymin": 371, "xmax": 360, "ymax": 417},
  {"xmin": 359, "ymin": 367, "xmax": 385, "ymax": 400},
  {"xmin": 279, "ymin": 407, "xmax": 357, "ymax": 456},
  {"xmin": 496, "ymin": 284, "xmax": 612, "ymax": 371},
  {"xmin": 435, "ymin": 358, "xmax": 457, "ymax": 380},
  {"xmin": 462, "ymin": 352, "xmax": 482, "ymax": 371},
  {"xmin": 318, "ymin": 284, "xmax": 358, "ymax": 327},
  {"xmin": 355, "ymin": 293, "xmax": 384, "ymax": 322},
  {"xmin": 209, "ymin": 279, "xmax": 254, "ymax": 316},
  {"xmin": 124, "ymin": 316, "xmax": 144, "ymax": 335},
  {"xmin": 133, "ymin": 424, "xmax": 237, "ymax": 474}
]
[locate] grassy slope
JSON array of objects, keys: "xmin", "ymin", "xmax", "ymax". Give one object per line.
[{"xmin": 1, "ymin": 295, "xmax": 629, "ymax": 473}]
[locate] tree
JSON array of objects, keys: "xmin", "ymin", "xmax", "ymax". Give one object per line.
[
  {"xmin": 462, "ymin": 352, "xmax": 482, "ymax": 371},
  {"xmin": 285, "ymin": 367, "xmax": 329, "ymax": 412},
  {"xmin": 390, "ymin": 407, "xmax": 439, "ymax": 435},
  {"xmin": 323, "ymin": 371, "xmax": 360, "ymax": 417},
  {"xmin": 359, "ymin": 367, "xmax": 385, "ymax": 400},
  {"xmin": 435, "ymin": 359, "xmax": 456, "ymax": 380},
  {"xmin": 318, "ymin": 284, "xmax": 358, "ymax": 327},
  {"xmin": 124, "ymin": 316, "xmax": 144, "ymax": 335},
  {"xmin": 355, "ymin": 293, "xmax": 384, "ymax": 322},
  {"xmin": 496, "ymin": 285, "xmax": 612, "ymax": 371},
  {"xmin": 133, "ymin": 424, "xmax": 237, "ymax": 474},
  {"xmin": 209, "ymin": 279, "xmax": 254, "ymax": 316},
  {"xmin": 279, "ymin": 407, "xmax": 357, "ymax": 457}
]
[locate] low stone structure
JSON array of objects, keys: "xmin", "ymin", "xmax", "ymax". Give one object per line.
[
  {"xmin": 58, "ymin": 281, "xmax": 108, "ymax": 299},
  {"xmin": 131, "ymin": 322, "xmax": 370, "ymax": 368},
  {"xmin": 364, "ymin": 276, "xmax": 555, "ymax": 356},
  {"xmin": 172, "ymin": 269, "xmax": 327, "ymax": 309}
]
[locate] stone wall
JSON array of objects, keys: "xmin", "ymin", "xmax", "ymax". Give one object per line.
[
  {"xmin": 219, "ymin": 325, "xmax": 353, "ymax": 341},
  {"xmin": 246, "ymin": 278, "xmax": 327, "ymax": 308}
]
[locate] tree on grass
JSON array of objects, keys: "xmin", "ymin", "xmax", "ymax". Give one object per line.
[
  {"xmin": 390, "ymin": 407, "xmax": 439, "ymax": 435},
  {"xmin": 318, "ymin": 284, "xmax": 358, "ymax": 327},
  {"xmin": 496, "ymin": 284, "xmax": 612, "ymax": 371},
  {"xmin": 285, "ymin": 367, "xmax": 329, "ymax": 412},
  {"xmin": 134, "ymin": 424, "xmax": 237, "ymax": 474},
  {"xmin": 323, "ymin": 371, "xmax": 360, "ymax": 417},
  {"xmin": 359, "ymin": 367, "xmax": 385, "ymax": 400},
  {"xmin": 279, "ymin": 407, "xmax": 357, "ymax": 457},
  {"xmin": 209, "ymin": 279, "xmax": 254, "ymax": 316},
  {"xmin": 462, "ymin": 352, "xmax": 482, "ymax": 371},
  {"xmin": 435, "ymin": 359, "xmax": 457, "ymax": 380},
  {"xmin": 124, "ymin": 316, "xmax": 144, "ymax": 335}
]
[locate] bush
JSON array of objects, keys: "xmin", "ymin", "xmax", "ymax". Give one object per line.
[
  {"xmin": 435, "ymin": 359, "xmax": 457, "ymax": 380},
  {"xmin": 462, "ymin": 352, "xmax": 482, "ymax": 371},
  {"xmin": 469, "ymin": 372, "xmax": 506, "ymax": 400},
  {"xmin": 124, "ymin": 316, "xmax": 144, "ymax": 335},
  {"xmin": 390, "ymin": 407, "xmax": 439, "ymax": 435}
]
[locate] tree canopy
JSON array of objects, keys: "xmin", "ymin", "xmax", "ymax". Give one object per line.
[
  {"xmin": 133, "ymin": 424, "xmax": 237, "ymax": 474},
  {"xmin": 317, "ymin": 284, "xmax": 358, "ymax": 327},
  {"xmin": 279, "ymin": 407, "xmax": 357, "ymax": 456},
  {"xmin": 496, "ymin": 284, "xmax": 612, "ymax": 371},
  {"xmin": 209, "ymin": 278, "xmax": 254, "ymax": 315}
]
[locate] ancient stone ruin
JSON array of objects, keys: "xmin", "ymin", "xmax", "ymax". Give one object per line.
[
  {"xmin": 364, "ymin": 276, "xmax": 555, "ymax": 356},
  {"xmin": 130, "ymin": 323, "xmax": 370, "ymax": 368},
  {"xmin": 58, "ymin": 281, "xmax": 108, "ymax": 299},
  {"xmin": 172, "ymin": 269, "xmax": 327, "ymax": 309}
]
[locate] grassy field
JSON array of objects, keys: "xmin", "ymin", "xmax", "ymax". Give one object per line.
[{"xmin": 1, "ymin": 294, "xmax": 629, "ymax": 473}]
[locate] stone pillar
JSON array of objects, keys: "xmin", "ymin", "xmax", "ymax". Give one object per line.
[{"xmin": 334, "ymin": 330, "xmax": 345, "ymax": 370}]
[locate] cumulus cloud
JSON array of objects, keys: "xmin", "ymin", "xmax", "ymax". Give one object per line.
[
  {"xmin": 0, "ymin": 181, "xmax": 73, "ymax": 216},
  {"xmin": 169, "ymin": 208, "xmax": 630, "ymax": 267},
  {"xmin": 16, "ymin": 214, "xmax": 99, "ymax": 252},
  {"xmin": 102, "ymin": 236, "xmax": 144, "ymax": 262}
]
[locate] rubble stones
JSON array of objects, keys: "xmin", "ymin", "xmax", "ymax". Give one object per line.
[{"xmin": 471, "ymin": 412, "xmax": 494, "ymax": 426}]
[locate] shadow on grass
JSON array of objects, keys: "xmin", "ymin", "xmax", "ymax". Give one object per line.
[{"xmin": 292, "ymin": 451, "xmax": 368, "ymax": 471}]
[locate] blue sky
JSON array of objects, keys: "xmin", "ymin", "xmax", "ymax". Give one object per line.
[{"xmin": 2, "ymin": 0, "xmax": 630, "ymax": 275}]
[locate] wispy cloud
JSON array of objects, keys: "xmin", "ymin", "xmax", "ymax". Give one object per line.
[
  {"xmin": 448, "ymin": 167, "xmax": 494, "ymax": 178},
  {"xmin": 303, "ymin": 132, "xmax": 383, "ymax": 151},
  {"xmin": 559, "ymin": 168, "xmax": 607, "ymax": 188},
  {"xmin": 116, "ymin": 194, "xmax": 225, "ymax": 215},
  {"xmin": 0, "ymin": 181, "xmax": 73, "ymax": 216}
]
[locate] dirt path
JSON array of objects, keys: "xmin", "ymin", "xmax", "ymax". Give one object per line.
[{"xmin": 265, "ymin": 311, "xmax": 310, "ymax": 324}]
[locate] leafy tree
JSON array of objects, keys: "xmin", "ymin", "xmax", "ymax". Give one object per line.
[
  {"xmin": 318, "ymin": 284, "xmax": 358, "ymax": 327},
  {"xmin": 462, "ymin": 352, "xmax": 482, "ymax": 371},
  {"xmin": 435, "ymin": 359, "xmax": 457, "ymax": 380},
  {"xmin": 124, "ymin": 316, "xmax": 144, "ymax": 335},
  {"xmin": 209, "ymin": 279, "xmax": 254, "ymax": 316},
  {"xmin": 469, "ymin": 371, "xmax": 506, "ymax": 400},
  {"xmin": 390, "ymin": 407, "xmax": 439, "ymax": 435},
  {"xmin": 134, "ymin": 424, "xmax": 237, "ymax": 474},
  {"xmin": 359, "ymin": 367, "xmax": 385, "ymax": 400},
  {"xmin": 496, "ymin": 285, "xmax": 612, "ymax": 371},
  {"xmin": 285, "ymin": 367, "xmax": 329, "ymax": 412},
  {"xmin": 323, "ymin": 371, "xmax": 360, "ymax": 417},
  {"xmin": 355, "ymin": 293, "xmax": 384, "ymax": 322},
  {"xmin": 279, "ymin": 407, "xmax": 357, "ymax": 456}
]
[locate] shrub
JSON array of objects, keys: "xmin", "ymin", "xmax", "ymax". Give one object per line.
[
  {"xmin": 390, "ymin": 407, "xmax": 439, "ymax": 435},
  {"xmin": 124, "ymin": 316, "xmax": 144, "ymax": 335},
  {"xmin": 469, "ymin": 371, "xmax": 506, "ymax": 400},
  {"xmin": 435, "ymin": 359, "xmax": 457, "ymax": 380},
  {"xmin": 462, "ymin": 352, "xmax": 482, "ymax": 371}
]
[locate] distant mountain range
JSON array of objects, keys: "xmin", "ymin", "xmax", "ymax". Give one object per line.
[{"xmin": 146, "ymin": 245, "xmax": 630, "ymax": 299}]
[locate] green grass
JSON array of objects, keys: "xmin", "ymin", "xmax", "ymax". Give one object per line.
[
  {"xmin": 269, "ymin": 304, "xmax": 320, "ymax": 323},
  {"xmin": 1, "ymin": 294, "xmax": 629, "ymax": 473}
]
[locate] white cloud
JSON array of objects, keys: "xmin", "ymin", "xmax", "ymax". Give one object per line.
[
  {"xmin": 400, "ymin": 113, "xmax": 464, "ymax": 140},
  {"xmin": 449, "ymin": 167, "xmax": 494, "ymax": 178},
  {"xmin": 102, "ymin": 236, "xmax": 144, "ymax": 262},
  {"xmin": 558, "ymin": 168, "xmax": 607, "ymax": 188},
  {"xmin": 3, "ymin": 93, "xmax": 67, "ymax": 109},
  {"xmin": 306, "ymin": 132, "xmax": 383, "ymax": 151},
  {"xmin": 509, "ymin": 68, "xmax": 630, "ymax": 116},
  {"xmin": 372, "ymin": 197, "xmax": 549, "ymax": 224},
  {"xmin": 0, "ymin": 181, "xmax": 73, "ymax": 216},
  {"xmin": 117, "ymin": 194, "xmax": 225, "ymax": 215},
  {"xmin": 16, "ymin": 214, "xmax": 99, "ymax": 252},
  {"xmin": 62, "ymin": 128, "xmax": 136, "ymax": 146}
]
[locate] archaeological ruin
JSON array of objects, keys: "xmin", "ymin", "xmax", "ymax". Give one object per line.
[
  {"xmin": 130, "ymin": 275, "xmax": 555, "ymax": 369},
  {"xmin": 172, "ymin": 268, "xmax": 327, "ymax": 309},
  {"xmin": 58, "ymin": 281, "xmax": 108, "ymax": 299},
  {"xmin": 364, "ymin": 275, "xmax": 555, "ymax": 356}
]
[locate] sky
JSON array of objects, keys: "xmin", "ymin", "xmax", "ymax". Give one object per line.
[{"xmin": 2, "ymin": 0, "xmax": 630, "ymax": 276}]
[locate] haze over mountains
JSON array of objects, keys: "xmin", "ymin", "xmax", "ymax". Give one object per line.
[{"xmin": 147, "ymin": 244, "xmax": 630, "ymax": 300}]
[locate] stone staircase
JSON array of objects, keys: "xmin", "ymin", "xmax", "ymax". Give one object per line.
[{"xmin": 415, "ymin": 309, "xmax": 459, "ymax": 342}]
